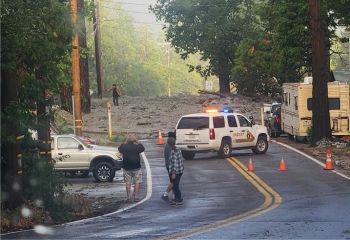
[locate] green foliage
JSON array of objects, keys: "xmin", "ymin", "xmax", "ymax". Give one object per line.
[
  {"xmin": 1, "ymin": 0, "xmax": 73, "ymax": 215},
  {"xmin": 151, "ymin": 0, "xmax": 255, "ymax": 93},
  {"xmin": 22, "ymin": 153, "xmax": 74, "ymax": 221},
  {"xmin": 87, "ymin": 3, "xmax": 204, "ymax": 96},
  {"xmin": 306, "ymin": 127, "xmax": 316, "ymax": 145},
  {"xmin": 111, "ymin": 134, "xmax": 127, "ymax": 144}
]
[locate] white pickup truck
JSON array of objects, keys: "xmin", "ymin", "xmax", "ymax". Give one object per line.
[{"xmin": 51, "ymin": 134, "xmax": 123, "ymax": 182}]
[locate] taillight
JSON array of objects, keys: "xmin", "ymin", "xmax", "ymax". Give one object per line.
[{"xmin": 209, "ymin": 128, "xmax": 215, "ymax": 140}]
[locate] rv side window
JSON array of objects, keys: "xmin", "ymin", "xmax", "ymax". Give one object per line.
[
  {"xmin": 329, "ymin": 98, "xmax": 340, "ymax": 110},
  {"xmin": 288, "ymin": 93, "xmax": 290, "ymax": 105},
  {"xmin": 294, "ymin": 96, "xmax": 298, "ymax": 110},
  {"xmin": 307, "ymin": 98, "xmax": 340, "ymax": 110},
  {"xmin": 284, "ymin": 93, "xmax": 288, "ymax": 105}
]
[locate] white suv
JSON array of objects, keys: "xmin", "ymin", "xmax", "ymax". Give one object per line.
[{"xmin": 175, "ymin": 111, "xmax": 269, "ymax": 159}]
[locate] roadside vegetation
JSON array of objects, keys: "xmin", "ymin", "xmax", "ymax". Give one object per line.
[{"xmin": 1, "ymin": 0, "xmax": 349, "ymax": 233}]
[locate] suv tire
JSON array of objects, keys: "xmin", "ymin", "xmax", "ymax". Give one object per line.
[
  {"xmin": 93, "ymin": 161, "xmax": 115, "ymax": 182},
  {"xmin": 252, "ymin": 136, "xmax": 268, "ymax": 154},
  {"xmin": 218, "ymin": 140, "xmax": 231, "ymax": 158},
  {"xmin": 181, "ymin": 150, "xmax": 195, "ymax": 160}
]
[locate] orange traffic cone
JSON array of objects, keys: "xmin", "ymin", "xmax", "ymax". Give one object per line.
[
  {"xmin": 248, "ymin": 158, "xmax": 254, "ymax": 172},
  {"xmin": 324, "ymin": 148, "xmax": 334, "ymax": 170},
  {"xmin": 156, "ymin": 130, "xmax": 165, "ymax": 145},
  {"xmin": 279, "ymin": 158, "xmax": 287, "ymax": 171}
]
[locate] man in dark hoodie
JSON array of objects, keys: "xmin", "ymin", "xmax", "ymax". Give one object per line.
[{"xmin": 118, "ymin": 135, "xmax": 145, "ymax": 203}]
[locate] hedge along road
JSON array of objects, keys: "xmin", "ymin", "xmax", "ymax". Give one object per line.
[{"xmin": 3, "ymin": 140, "xmax": 350, "ymax": 239}]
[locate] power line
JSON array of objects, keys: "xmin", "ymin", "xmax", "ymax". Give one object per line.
[
  {"xmin": 101, "ymin": 0, "xmax": 235, "ymax": 7},
  {"xmin": 102, "ymin": 18, "xmax": 164, "ymax": 25},
  {"xmin": 101, "ymin": 4, "xmax": 152, "ymax": 14}
]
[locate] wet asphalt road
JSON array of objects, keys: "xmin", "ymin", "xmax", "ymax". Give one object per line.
[{"xmin": 3, "ymin": 139, "xmax": 350, "ymax": 239}]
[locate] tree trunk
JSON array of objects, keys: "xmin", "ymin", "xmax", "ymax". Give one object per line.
[
  {"xmin": 217, "ymin": 59, "xmax": 230, "ymax": 94},
  {"xmin": 1, "ymin": 68, "xmax": 23, "ymax": 209},
  {"xmin": 78, "ymin": 0, "xmax": 91, "ymax": 113},
  {"xmin": 37, "ymin": 90, "xmax": 51, "ymax": 160},
  {"xmin": 308, "ymin": 0, "xmax": 332, "ymax": 141},
  {"xmin": 60, "ymin": 85, "xmax": 72, "ymax": 112}
]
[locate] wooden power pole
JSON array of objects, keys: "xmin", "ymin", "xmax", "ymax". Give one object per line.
[
  {"xmin": 93, "ymin": 0, "xmax": 103, "ymax": 98},
  {"xmin": 308, "ymin": 0, "xmax": 331, "ymax": 141},
  {"xmin": 71, "ymin": 0, "xmax": 83, "ymax": 136}
]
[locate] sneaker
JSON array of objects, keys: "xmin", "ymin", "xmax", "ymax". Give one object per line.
[
  {"xmin": 170, "ymin": 200, "xmax": 184, "ymax": 206},
  {"xmin": 161, "ymin": 195, "xmax": 169, "ymax": 202}
]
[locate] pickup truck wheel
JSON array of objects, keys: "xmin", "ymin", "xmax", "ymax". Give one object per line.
[
  {"xmin": 218, "ymin": 140, "xmax": 231, "ymax": 158},
  {"xmin": 181, "ymin": 151, "xmax": 195, "ymax": 160},
  {"xmin": 93, "ymin": 162, "xmax": 115, "ymax": 182},
  {"xmin": 252, "ymin": 136, "xmax": 268, "ymax": 154}
]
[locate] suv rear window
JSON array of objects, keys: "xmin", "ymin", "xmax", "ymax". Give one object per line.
[
  {"xmin": 213, "ymin": 116, "xmax": 225, "ymax": 128},
  {"xmin": 177, "ymin": 117, "xmax": 209, "ymax": 129}
]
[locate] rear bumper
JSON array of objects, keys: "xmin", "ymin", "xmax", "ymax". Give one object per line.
[{"xmin": 176, "ymin": 143, "xmax": 219, "ymax": 152}]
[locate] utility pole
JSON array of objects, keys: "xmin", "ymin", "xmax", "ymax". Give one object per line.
[
  {"xmin": 71, "ymin": 0, "xmax": 83, "ymax": 136},
  {"xmin": 93, "ymin": 0, "xmax": 103, "ymax": 98}
]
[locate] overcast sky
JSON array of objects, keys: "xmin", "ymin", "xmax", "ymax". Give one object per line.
[{"xmin": 114, "ymin": 0, "xmax": 163, "ymax": 31}]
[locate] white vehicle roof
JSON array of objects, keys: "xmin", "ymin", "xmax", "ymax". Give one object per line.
[{"xmin": 180, "ymin": 112, "xmax": 244, "ymax": 118}]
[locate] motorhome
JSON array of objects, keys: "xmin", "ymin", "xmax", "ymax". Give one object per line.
[{"xmin": 281, "ymin": 78, "xmax": 350, "ymax": 139}]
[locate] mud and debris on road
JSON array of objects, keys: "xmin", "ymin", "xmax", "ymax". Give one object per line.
[{"xmin": 54, "ymin": 93, "xmax": 350, "ymax": 223}]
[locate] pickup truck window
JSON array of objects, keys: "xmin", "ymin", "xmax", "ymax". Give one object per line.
[
  {"xmin": 58, "ymin": 137, "xmax": 80, "ymax": 150},
  {"xmin": 237, "ymin": 115, "xmax": 250, "ymax": 127}
]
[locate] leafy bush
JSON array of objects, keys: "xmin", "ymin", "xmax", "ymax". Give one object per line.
[
  {"xmin": 111, "ymin": 134, "xmax": 126, "ymax": 144},
  {"xmin": 306, "ymin": 127, "xmax": 316, "ymax": 145},
  {"xmin": 22, "ymin": 153, "xmax": 73, "ymax": 222}
]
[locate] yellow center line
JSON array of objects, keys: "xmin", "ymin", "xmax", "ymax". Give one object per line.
[{"xmin": 156, "ymin": 157, "xmax": 282, "ymax": 240}]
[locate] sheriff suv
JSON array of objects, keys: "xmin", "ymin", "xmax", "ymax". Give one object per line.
[
  {"xmin": 175, "ymin": 111, "xmax": 269, "ymax": 160},
  {"xmin": 51, "ymin": 134, "xmax": 123, "ymax": 182}
]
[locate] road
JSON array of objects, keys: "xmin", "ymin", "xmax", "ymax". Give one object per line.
[{"xmin": 3, "ymin": 140, "xmax": 350, "ymax": 239}]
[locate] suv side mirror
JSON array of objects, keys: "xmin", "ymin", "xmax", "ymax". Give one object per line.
[
  {"xmin": 249, "ymin": 116, "xmax": 255, "ymax": 126},
  {"xmin": 78, "ymin": 144, "xmax": 84, "ymax": 150}
]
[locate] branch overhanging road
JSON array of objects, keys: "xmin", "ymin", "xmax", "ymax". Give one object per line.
[{"xmin": 2, "ymin": 140, "xmax": 350, "ymax": 239}]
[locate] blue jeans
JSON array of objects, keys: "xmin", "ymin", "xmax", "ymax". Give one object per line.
[{"xmin": 170, "ymin": 173, "xmax": 183, "ymax": 202}]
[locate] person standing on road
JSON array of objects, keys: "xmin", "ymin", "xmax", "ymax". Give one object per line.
[
  {"xmin": 168, "ymin": 137, "xmax": 184, "ymax": 206},
  {"xmin": 161, "ymin": 131, "xmax": 176, "ymax": 201},
  {"xmin": 111, "ymin": 84, "xmax": 120, "ymax": 106},
  {"xmin": 118, "ymin": 135, "xmax": 145, "ymax": 203}
]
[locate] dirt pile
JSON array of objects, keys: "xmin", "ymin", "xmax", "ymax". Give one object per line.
[
  {"xmin": 54, "ymin": 93, "xmax": 349, "ymax": 171},
  {"xmin": 82, "ymin": 93, "xmax": 267, "ymax": 140}
]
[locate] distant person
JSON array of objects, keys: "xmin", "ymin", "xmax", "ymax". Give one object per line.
[
  {"xmin": 161, "ymin": 131, "xmax": 176, "ymax": 201},
  {"xmin": 111, "ymin": 84, "xmax": 120, "ymax": 106},
  {"xmin": 168, "ymin": 137, "xmax": 184, "ymax": 206},
  {"xmin": 118, "ymin": 135, "xmax": 145, "ymax": 203}
]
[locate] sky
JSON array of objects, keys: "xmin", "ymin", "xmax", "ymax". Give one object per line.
[{"xmin": 106, "ymin": 0, "xmax": 163, "ymax": 31}]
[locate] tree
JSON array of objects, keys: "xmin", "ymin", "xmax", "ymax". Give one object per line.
[
  {"xmin": 308, "ymin": 0, "xmax": 332, "ymax": 140},
  {"xmin": 151, "ymin": 0, "xmax": 254, "ymax": 94},
  {"xmin": 1, "ymin": 0, "xmax": 71, "ymax": 209},
  {"xmin": 78, "ymin": 0, "xmax": 91, "ymax": 113}
]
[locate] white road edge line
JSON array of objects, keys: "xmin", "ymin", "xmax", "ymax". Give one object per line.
[
  {"xmin": 63, "ymin": 152, "xmax": 153, "ymax": 225},
  {"xmin": 272, "ymin": 140, "xmax": 350, "ymax": 181},
  {"xmin": 1, "ymin": 152, "xmax": 153, "ymax": 235}
]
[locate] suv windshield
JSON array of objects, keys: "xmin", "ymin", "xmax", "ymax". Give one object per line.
[{"xmin": 177, "ymin": 117, "xmax": 209, "ymax": 129}]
